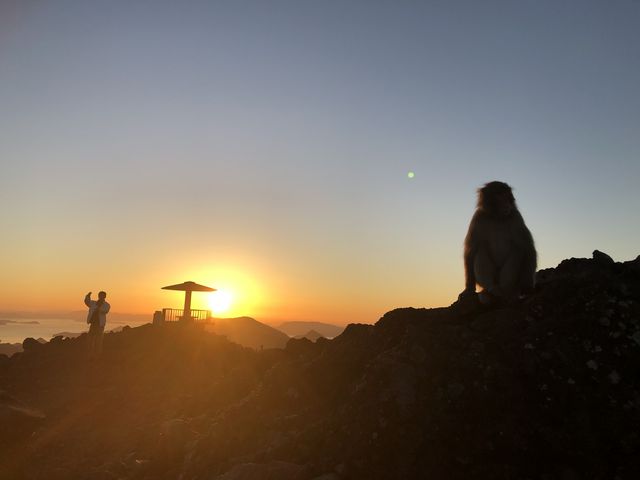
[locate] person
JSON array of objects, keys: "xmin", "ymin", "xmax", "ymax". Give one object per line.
[{"xmin": 85, "ymin": 291, "xmax": 110, "ymax": 358}]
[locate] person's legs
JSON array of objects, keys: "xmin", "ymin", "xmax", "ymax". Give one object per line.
[
  {"xmin": 95, "ymin": 326, "xmax": 105, "ymax": 356},
  {"xmin": 88, "ymin": 323, "xmax": 100, "ymax": 358}
]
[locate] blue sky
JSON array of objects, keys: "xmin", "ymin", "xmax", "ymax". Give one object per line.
[{"xmin": 0, "ymin": 0, "xmax": 638, "ymax": 322}]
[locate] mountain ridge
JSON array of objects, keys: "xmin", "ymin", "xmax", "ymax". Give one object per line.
[
  {"xmin": 277, "ymin": 321, "xmax": 344, "ymax": 338},
  {"xmin": 1, "ymin": 251, "xmax": 639, "ymax": 479},
  {"xmin": 206, "ymin": 316, "xmax": 291, "ymax": 349}
]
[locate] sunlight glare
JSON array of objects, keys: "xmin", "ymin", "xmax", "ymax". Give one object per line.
[{"xmin": 208, "ymin": 289, "xmax": 233, "ymax": 314}]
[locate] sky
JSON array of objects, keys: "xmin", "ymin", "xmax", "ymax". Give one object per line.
[{"xmin": 0, "ymin": 0, "xmax": 638, "ymax": 325}]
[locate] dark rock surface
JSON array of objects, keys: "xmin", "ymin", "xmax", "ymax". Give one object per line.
[
  {"xmin": 21, "ymin": 337, "xmax": 45, "ymax": 352},
  {"xmin": 0, "ymin": 252, "xmax": 639, "ymax": 479}
]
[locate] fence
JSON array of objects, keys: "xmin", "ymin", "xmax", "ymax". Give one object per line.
[{"xmin": 161, "ymin": 308, "xmax": 211, "ymax": 322}]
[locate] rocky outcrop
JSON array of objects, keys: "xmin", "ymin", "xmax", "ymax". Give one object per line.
[
  {"xmin": 21, "ymin": 337, "xmax": 46, "ymax": 352},
  {"xmin": 0, "ymin": 251, "xmax": 638, "ymax": 479},
  {"xmin": 183, "ymin": 251, "xmax": 640, "ymax": 479}
]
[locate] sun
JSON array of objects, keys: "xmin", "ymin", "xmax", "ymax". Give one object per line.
[{"xmin": 208, "ymin": 289, "xmax": 233, "ymax": 315}]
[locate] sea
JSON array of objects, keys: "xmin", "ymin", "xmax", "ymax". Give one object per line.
[{"xmin": 0, "ymin": 314, "xmax": 149, "ymax": 344}]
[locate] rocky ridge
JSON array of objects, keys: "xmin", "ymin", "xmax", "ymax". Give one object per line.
[{"xmin": 0, "ymin": 251, "xmax": 639, "ymax": 479}]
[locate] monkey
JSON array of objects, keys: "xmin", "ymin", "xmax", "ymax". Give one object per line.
[{"xmin": 459, "ymin": 181, "xmax": 537, "ymax": 304}]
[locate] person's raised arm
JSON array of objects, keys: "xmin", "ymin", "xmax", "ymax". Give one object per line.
[{"xmin": 84, "ymin": 292, "xmax": 92, "ymax": 307}]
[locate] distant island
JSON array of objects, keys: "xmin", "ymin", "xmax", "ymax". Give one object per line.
[{"xmin": 0, "ymin": 319, "xmax": 40, "ymax": 325}]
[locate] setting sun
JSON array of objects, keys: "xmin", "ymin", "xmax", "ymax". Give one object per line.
[{"xmin": 208, "ymin": 289, "xmax": 233, "ymax": 315}]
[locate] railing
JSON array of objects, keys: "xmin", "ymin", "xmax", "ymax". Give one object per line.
[{"xmin": 161, "ymin": 308, "xmax": 211, "ymax": 322}]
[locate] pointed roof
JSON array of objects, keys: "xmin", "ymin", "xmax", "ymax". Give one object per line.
[{"xmin": 161, "ymin": 281, "xmax": 216, "ymax": 292}]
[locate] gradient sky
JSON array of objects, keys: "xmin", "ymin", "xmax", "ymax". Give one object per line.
[{"xmin": 1, "ymin": 0, "xmax": 638, "ymax": 325}]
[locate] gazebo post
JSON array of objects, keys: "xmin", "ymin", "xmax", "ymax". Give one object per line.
[
  {"xmin": 183, "ymin": 290, "xmax": 192, "ymax": 321},
  {"xmin": 161, "ymin": 281, "xmax": 216, "ymax": 322}
]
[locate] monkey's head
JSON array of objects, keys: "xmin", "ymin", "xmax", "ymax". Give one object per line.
[{"xmin": 477, "ymin": 181, "xmax": 516, "ymax": 218}]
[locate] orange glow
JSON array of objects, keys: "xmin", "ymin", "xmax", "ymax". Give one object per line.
[
  {"xmin": 208, "ymin": 289, "xmax": 233, "ymax": 315},
  {"xmin": 0, "ymin": 245, "xmax": 457, "ymax": 327},
  {"xmin": 179, "ymin": 263, "xmax": 269, "ymax": 319}
]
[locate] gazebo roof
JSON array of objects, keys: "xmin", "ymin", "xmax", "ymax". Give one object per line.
[{"xmin": 161, "ymin": 281, "xmax": 216, "ymax": 292}]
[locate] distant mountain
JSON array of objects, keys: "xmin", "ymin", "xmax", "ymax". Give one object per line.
[
  {"xmin": 294, "ymin": 329, "xmax": 325, "ymax": 342},
  {"xmin": 0, "ymin": 342, "xmax": 22, "ymax": 357},
  {"xmin": 277, "ymin": 321, "xmax": 344, "ymax": 338},
  {"xmin": 51, "ymin": 331, "xmax": 83, "ymax": 339},
  {"xmin": 0, "ymin": 338, "xmax": 46, "ymax": 357},
  {"xmin": 207, "ymin": 316, "xmax": 290, "ymax": 350}
]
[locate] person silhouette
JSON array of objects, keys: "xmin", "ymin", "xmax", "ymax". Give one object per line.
[{"xmin": 84, "ymin": 291, "xmax": 110, "ymax": 358}]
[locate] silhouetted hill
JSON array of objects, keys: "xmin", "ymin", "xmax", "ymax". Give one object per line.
[
  {"xmin": 51, "ymin": 331, "xmax": 83, "ymax": 339},
  {"xmin": 0, "ymin": 323, "xmax": 283, "ymax": 479},
  {"xmin": 206, "ymin": 316, "xmax": 290, "ymax": 349},
  {"xmin": 0, "ymin": 251, "xmax": 639, "ymax": 479},
  {"xmin": 278, "ymin": 321, "xmax": 344, "ymax": 338},
  {"xmin": 0, "ymin": 342, "xmax": 22, "ymax": 357},
  {"xmin": 294, "ymin": 329, "xmax": 325, "ymax": 342}
]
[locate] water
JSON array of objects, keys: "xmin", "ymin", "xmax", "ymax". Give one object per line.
[
  {"xmin": 0, "ymin": 315, "xmax": 148, "ymax": 344},
  {"xmin": 0, "ymin": 317, "xmax": 87, "ymax": 344}
]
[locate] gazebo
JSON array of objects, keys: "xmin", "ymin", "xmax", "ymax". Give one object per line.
[{"xmin": 160, "ymin": 281, "xmax": 215, "ymax": 322}]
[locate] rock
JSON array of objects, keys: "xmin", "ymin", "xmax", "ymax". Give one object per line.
[
  {"xmin": 0, "ymin": 390, "xmax": 45, "ymax": 450},
  {"xmin": 312, "ymin": 474, "xmax": 340, "ymax": 480},
  {"xmin": 592, "ymin": 250, "xmax": 615, "ymax": 266},
  {"xmin": 608, "ymin": 371, "xmax": 621, "ymax": 385},
  {"xmin": 409, "ymin": 344, "xmax": 427, "ymax": 363},
  {"xmin": 285, "ymin": 337, "xmax": 317, "ymax": 357},
  {"xmin": 450, "ymin": 291, "xmax": 481, "ymax": 315},
  {"xmin": 160, "ymin": 418, "xmax": 190, "ymax": 449},
  {"xmin": 214, "ymin": 461, "xmax": 307, "ymax": 480},
  {"xmin": 22, "ymin": 337, "xmax": 43, "ymax": 352},
  {"xmin": 447, "ymin": 383, "xmax": 465, "ymax": 399},
  {"xmin": 2, "ymin": 253, "xmax": 640, "ymax": 480},
  {"xmin": 625, "ymin": 255, "xmax": 640, "ymax": 273},
  {"xmin": 535, "ymin": 268, "xmax": 555, "ymax": 284}
]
